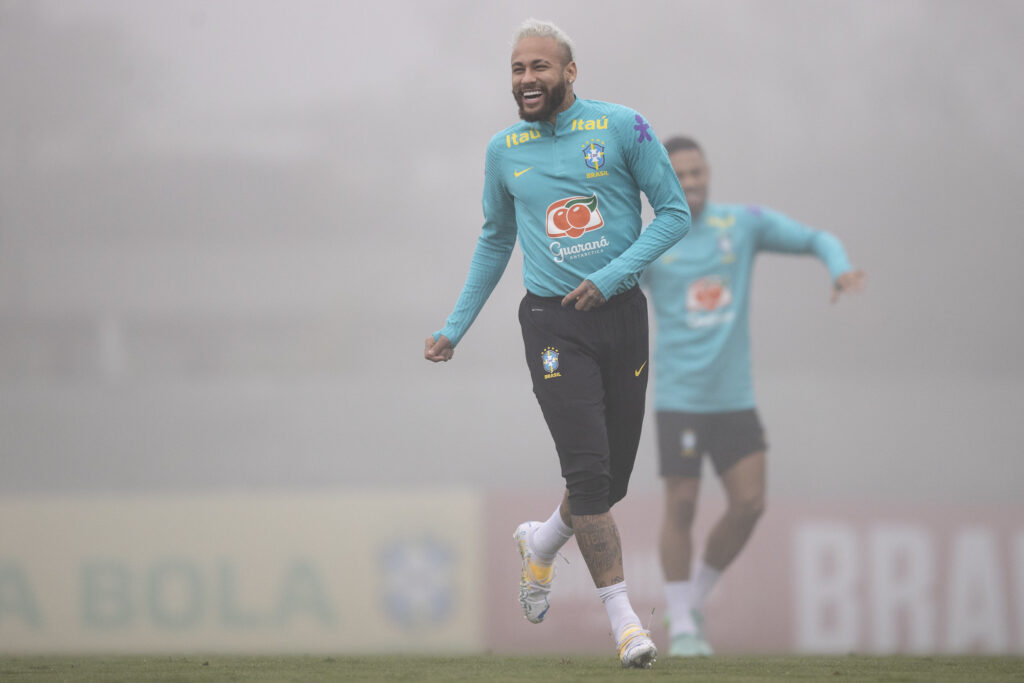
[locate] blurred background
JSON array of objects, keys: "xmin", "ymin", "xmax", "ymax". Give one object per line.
[{"xmin": 1, "ymin": 0, "xmax": 1022, "ymax": 655}]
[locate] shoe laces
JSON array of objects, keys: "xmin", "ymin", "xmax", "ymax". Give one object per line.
[
  {"xmin": 644, "ymin": 606, "xmax": 656, "ymax": 633},
  {"xmin": 618, "ymin": 624, "xmax": 653, "ymax": 655}
]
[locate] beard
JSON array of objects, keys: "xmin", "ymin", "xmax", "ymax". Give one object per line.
[
  {"xmin": 686, "ymin": 198, "xmax": 706, "ymax": 220},
  {"xmin": 684, "ymin": 191, "xmax": 707, "ymax": 221},
  {"xmin": 514, "ymin": 78, "xmax": 568, "ymax": 122}
]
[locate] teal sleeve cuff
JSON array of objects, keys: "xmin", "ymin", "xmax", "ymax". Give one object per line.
[{"xmin": 813, "ymin": 232, "xmax": 853, "ymax": 281}]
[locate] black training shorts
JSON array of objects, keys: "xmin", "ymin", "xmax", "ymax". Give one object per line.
[
  {"xmin": 656, "ymin": 409, "xmax": 767, "ymax": 478},
  {"xmin": 519, "ymin": 286, "xmax": 649, "ymax": 516}
]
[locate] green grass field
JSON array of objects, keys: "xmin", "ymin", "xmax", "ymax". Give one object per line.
[{"xmin": 2, "ymin": 655, "xmax": 1023, "ymax": 682}]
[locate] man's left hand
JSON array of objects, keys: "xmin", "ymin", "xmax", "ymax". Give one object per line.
[
  {"xmin": 831, "ymin": 269, "xmax": 866, "ymax": 303},
  {"xmin": 562, "ymin": 279, "xmax": 607, "ymax": 311}
]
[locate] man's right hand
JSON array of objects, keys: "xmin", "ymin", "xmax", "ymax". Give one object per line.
[
  {"xmin": 424, "ymin": 334, "xmax": 454, "ymax": 362},
  {"xmin": 561, "ymin": 279, "xmax": 606, "ymax": 311}
]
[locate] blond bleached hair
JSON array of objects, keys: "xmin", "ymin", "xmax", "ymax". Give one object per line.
[{"xmin": 512, "ymin": 18, "xmax": 576, "ymax": 66}]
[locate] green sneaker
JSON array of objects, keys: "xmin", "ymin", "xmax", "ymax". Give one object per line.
[
  {"xmin": 669, "ymin": 631, "xmax": 705, "ymax": 656},
  {"xmin": 691, "ymin": 609, "xmax": 713, "ymax": 656},
  {"xmin": 667, "ymin": 609, "xmax": 713, "ymax": 657}
]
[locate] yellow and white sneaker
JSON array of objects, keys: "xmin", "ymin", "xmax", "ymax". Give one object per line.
[
  {"xmin": 513, "ymin": 521, "xmax": 554, "ymax": 623},
  {"xmin": 618, "ymin": 624, "xmax": 658, "ymax": 669}
]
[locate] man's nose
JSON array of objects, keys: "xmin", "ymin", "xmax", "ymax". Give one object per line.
[{"xmin": 520, "ymin": 68, "xmax": 539, "ymax": 83}]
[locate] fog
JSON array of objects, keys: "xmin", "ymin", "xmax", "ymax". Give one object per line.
[
  {"xmin": 2, "ymin": 0, "xmax": 1023, "ymax": 656},
  {"xmin": 2, "ymin": 0, "xmax": 1024, "ymax": 659}
]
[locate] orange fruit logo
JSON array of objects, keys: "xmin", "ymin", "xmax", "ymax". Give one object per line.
[
  {"xmin": 687, "ymin": 276, "xmax": 732, "ymax": 312},
  {"xmin": 545, "ymin": 195, "xmax": 604, "ymax": 239}
]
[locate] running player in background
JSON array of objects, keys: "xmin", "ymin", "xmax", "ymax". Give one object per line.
[
  {"xmin": 643, "ymin": 136, "xmax": 865, "ymax": 657},
  {"xmin": 425, "ymin": 20, "xmax": 689, "ymax": 669}
]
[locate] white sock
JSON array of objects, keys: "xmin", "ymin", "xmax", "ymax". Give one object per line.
[
  {"xmin": 691, "ymin": 560, "xmax": 722, "ymax": 610},
  {"xmin": 664, "ymin": 580, "xmax": 697, "ymax": 636},
  {"xmin": 530, "ymin": 505, "xmax": 574, "ymax": 563},
  {"xmin": 597, "ymin": 581, "xmax": 640, "ymax": 643}
]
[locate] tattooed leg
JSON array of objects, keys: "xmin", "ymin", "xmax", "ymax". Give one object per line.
[{"xmin": 572, "ymin": 512, "xmax": 625, "ymax": 588}]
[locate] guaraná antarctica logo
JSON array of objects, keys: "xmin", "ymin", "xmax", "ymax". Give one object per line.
[
  {"xmin": 686, "ymin": 275, "xmax": 732, "ymax": 312},
  {"xmin": 545, "ymin": 194, "xmax": 605, "ymax": 239}
]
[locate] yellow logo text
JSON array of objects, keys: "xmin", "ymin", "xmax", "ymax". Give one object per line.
[
  {"xmin": 506, "ymin": 129, "xmax": 542, "ymax": 148},
  {"xmin": 571, "ymin": 117, "xmax": 609, "ymax": 132}
]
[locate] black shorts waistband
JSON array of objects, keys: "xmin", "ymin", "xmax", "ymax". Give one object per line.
[{"xmin": 525, "ymin": 284, "xmax": 642, "ymax": 308}]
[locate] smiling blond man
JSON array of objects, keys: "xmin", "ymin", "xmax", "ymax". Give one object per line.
[{"xmin": 425, "ymin": 19, "xmax": 690, "ymax": 668}]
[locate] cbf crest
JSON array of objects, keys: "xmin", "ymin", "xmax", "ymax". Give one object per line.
[
  {"xmin": 582, "ymin": 139, "xmax": 608, "ymax": 179},
  {"xmin": 718, "ymin": 234, "xmax": 736, "ymax": 264},
  {"xmin": 708, "ymin": 214, "xmax": 737, "ymax": 264},
  {"xmin": 541, "ymin": 347, "xmax": 562, "ymax": 380},
  {"xmin": 583, "ymin": 141, "xmax": 605, "ymax": 170},
  {"xmin": 680, "ymin": 429, "xmax": 697, "ymax": 458}
]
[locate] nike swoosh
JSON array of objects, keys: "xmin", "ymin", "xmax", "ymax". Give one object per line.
[
  {"xmin": 514, "ymin": 167, "xmax": 533, "ymax": 178},
  {"xmin": 634, "ymin": 361, "xmax": 647, "ymax": 377}
]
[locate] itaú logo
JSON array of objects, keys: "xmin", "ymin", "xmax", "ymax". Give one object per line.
[{"xmin": 545, "ymin": 194, "xmax": 604, "ymax": 239}]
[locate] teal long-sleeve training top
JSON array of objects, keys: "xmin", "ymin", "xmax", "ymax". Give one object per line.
[
  {"xmin": 437, "ymin": 96, "xmax": 690, "ymax": 347},
  {"xmin": 643, "ymin": 203, "xmax": 853, "ymax": 413}
]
